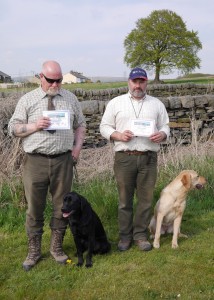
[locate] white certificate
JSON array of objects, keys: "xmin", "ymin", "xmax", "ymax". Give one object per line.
[
  {"xmin": 130, "ymin": 119, "xmax": 155, "ymax": 137},
  {"xmin": 43, "ymin": 110, "xmax": 70, "ymax": 130}
]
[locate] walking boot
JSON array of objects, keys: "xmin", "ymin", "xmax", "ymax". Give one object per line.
[
  {"xmin": 50, "ymin": 230, "xmax": 68, "ymax": 264},
  {"xmin": 22, "ymin": 234, "xmax": 42, "ymax": 271}
]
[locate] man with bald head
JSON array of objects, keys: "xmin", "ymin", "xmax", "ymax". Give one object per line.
[{"xmin": 9, "ymin": 60, "xmax": 86, "ymax": 271}]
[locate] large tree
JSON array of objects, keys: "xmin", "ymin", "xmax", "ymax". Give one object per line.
[{"xmin": 124, "ymin": 10, "xmax": 202, "ymax": 82}]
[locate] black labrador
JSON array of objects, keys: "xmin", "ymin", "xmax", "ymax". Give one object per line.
[{"xmin": 62, "ymin": 191, "xmax": 111, "ymax": 268}]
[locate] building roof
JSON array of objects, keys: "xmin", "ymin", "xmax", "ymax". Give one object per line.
[
  {"xmin": 69, "ymin": 71, "xmax": 89, "ymax": 80},
  {"xmin": 0, "ymin": 71, "xmax": 11, "ymax": 78}
]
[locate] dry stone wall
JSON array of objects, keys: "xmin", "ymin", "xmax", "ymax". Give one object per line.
[
  {"xmin": 75, "ymin": 83, "xmax": 214, "ymax": 148},
  {"xmin": 0, "ymin": 83, "xmax": 214, "ymax": 148}
]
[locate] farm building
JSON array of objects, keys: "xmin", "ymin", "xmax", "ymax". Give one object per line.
[
  {"xmin": 62, "ymin": 71, "xmax": 90, "ymax": 84},
  {"xmin": 0, "ymin": 71, "xmax": 12, "ymax": 83}
]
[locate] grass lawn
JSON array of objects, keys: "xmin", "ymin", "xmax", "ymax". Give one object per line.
[
  {"xmin": 0, "ymin": 210, "xmax": 214, "ymax": 299},
  {"xmin": 1, "ymin": 145, "xmax": 214, "ymax": 299}
]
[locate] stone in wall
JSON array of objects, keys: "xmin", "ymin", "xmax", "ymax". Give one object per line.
[
  {"xmin": 159, "ymin": 98, "xmax": 169, "ymax": 108},
  {"xmin": 98, "ymin": 101, "xmax": 107, "ymax": 114},
  {"xmin": 193, "ymin": 95, "xmax": 208, "ymax": 107},
  {"xmin": 168, "ymin": 97, "xmax": 181, "ymax": 109},
  {"xmin": 169, "ymin": 122, "xmax": 190, "ymax": 128},
  {"xmin": 81, "ymin": 100, "xmax": 99, "ymax": 115},
  {"xmin": 180, "ymin": 96, "xmax": 195, "ymax": 108},
  {"xmin": 205, "ymin": 95, "xmax": 214, "ymax": 106}
]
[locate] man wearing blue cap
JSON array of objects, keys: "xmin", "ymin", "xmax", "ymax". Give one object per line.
[{"xmin": 100, "ymin": 67, "xmax": 170, "ymax": 252}]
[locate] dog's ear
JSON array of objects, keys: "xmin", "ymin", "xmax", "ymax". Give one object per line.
[
  {"xmin": 79, "ymin": 195, "xmax": 92, "ymax": 223},
  {"xmin": 181, "ymin": 173, "xmax": 191, "ymax": 189},
  {"xmin": 80, "ymin": 195, "xmax": 88, "ymax": 210},
  {"xmin": 80, "ymin": 195, "xmax": 92, "ymax": 212}
]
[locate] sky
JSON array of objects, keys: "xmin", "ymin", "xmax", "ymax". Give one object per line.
[{"xmin": 1, "ymin": 0, "xmax": 214, "ymax": 80}]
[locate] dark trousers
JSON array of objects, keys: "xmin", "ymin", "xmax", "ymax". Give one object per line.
[
  {"xmin": 114, "ymin": 151, "xmax": 157, "ymax": 241},
  {"xmin": 23, "ymin": 152, "xmax": 74, "ymax": 235}
]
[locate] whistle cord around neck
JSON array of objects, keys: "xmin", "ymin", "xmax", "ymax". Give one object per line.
[{"xmin": 130, "ymin": 95, "xmax": 146, "ymax": 119}]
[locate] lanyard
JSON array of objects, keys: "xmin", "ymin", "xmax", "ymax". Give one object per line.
[{"xmin": 129, "ymin": 95, "xmax": 146, "ymax": 119}]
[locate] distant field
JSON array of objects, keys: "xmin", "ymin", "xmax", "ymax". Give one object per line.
[
  {"xmin": 164, "ymin": 77, "xmax": 214, "ymax": 85},
  {"xmin": 64, "ymin": 81, "xmax": 128, "ymax": 91},
  {"xmin": 48, "ymin": 73, "xmax": 214, "ymax": 91},
  {"xmin": 65, "ymin": 76, "xmax": 214, "ymax": 91},
  {"xmin": 1, "ymin": 74, "xmax": 214, "ymax": 92}
]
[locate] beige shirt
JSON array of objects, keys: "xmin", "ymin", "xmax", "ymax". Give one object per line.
[
  {"xmin": 8, "ymin": 87, "xmax": 86, "ymax": 155},
  {"xmin": 100, "ymin": 92, "xmax": 170, "ymax": 152}
]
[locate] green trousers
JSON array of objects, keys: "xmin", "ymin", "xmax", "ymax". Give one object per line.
[
  {"xmin": 23, "ymin": 152, "xmax": 74, "ymax": 235},
  {"xmin": 114, "ymin": 151, "xmax": 157, "ymax": 241}
]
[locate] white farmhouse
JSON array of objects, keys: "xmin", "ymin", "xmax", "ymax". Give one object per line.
[{"xmin": 62, "ymin": 71, "xmax": 90, "ymax": 84}]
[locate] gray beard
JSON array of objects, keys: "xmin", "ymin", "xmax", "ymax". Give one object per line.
[
  {"xmin": 47, "ymin": 87, "xmax": 59, "ymax": 96},
  {"xmin": 130, "ymin": 89, "xmax": 145, "ymax": 99}
]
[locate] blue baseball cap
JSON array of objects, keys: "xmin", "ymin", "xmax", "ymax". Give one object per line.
[{"xmin": 129, "ymin": 67, "xmax": 148, "ymax": 80}]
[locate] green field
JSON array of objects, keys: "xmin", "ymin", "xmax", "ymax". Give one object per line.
[{"xmin": 0, "ymin": 142, "xmax": 214, "ymax": 299}]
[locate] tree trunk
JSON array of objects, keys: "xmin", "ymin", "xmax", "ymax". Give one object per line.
[
  {"xmin": 153, "ymin": 64, "xmax": 163, "ymax": 83},
  {"xmin": 154, "ymin": 70, "xmax": 160, "ymax": 82}
]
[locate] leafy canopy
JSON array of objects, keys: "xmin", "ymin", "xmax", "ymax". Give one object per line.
[{"xmin": 124, "ymin": 10, "xmax": 202, "ymax": 82}]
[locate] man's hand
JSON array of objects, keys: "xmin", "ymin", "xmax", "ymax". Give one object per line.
[
  {"xmin": 35, "ymin": 117, "xmax": 51, "ymax": 131},
  {"xmin": 111, "ymin": 130, "xmax": 134, "ymax": 142},
  {"xmin": 149, "ymin": 131, "xmax": 166, "ymax": 143}
]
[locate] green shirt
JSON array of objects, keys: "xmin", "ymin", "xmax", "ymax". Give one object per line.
[{"xmin": 8, "ymin": 87, "xmax": 86, "ymax": 155}]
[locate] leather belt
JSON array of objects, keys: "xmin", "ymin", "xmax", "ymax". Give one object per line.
[
  {"xmin": 28, "ymin": 150, "xmax": 71, "ymax": 159},
  {"xmin": 119, "ymin": 150, "xmax": 148, "ymax": 155}
]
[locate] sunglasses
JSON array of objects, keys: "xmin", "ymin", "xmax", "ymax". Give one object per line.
[{"xmin": 42, "ymin": 74, "xmax": 63, "ymax": 84}]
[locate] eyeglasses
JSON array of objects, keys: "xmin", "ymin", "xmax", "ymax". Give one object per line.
[{"xmin": 42, "ymin": 74, "xmax": 63, "ymax": 84}]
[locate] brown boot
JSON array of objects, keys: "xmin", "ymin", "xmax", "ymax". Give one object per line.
[
  {"xmin": 50, "ymin": 230, "xmax": 68, "ymax": 264},
  {"xmin": 22, "ymin": 234, "xmax": 42, "ymax": 271}
]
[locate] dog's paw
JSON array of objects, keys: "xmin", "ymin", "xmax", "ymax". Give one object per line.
[
  {"xmin": 76, "ymin": 262, "xmax": 84, "ymax": 267},
  {"xmin": 76, "ymin": 258, "xmax": 84, "ymax": 267},
  {"xmin": 76, "ymin": 256, "xmax": 84, "ymax": 267},
  {"xmin": 153, "ymin": 241, "xmax": 160, "ymax": 249},
  {"xmin": 85, "ymin": 262, "xmax": 93, "ymax": 268},
  {"xmin": 172, "ymin": 243, "xmax": 179, "ymax": 249}
]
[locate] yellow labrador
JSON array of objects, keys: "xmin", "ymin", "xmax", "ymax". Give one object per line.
[{"xmin": 149, "ymin": 170, "xmax": 206, "ymax": 249}]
